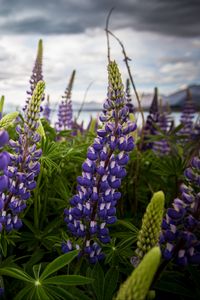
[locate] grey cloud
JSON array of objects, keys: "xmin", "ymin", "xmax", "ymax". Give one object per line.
[{"xmin": 0, "ymin": 0, "xmax": 199, "ymax": 37}]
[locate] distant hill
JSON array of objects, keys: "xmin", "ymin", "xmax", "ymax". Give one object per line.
[
  {"xmin": 139, "ymin": 84, "xmax": 200, "ymax": 109},
  {"xmin": 4, "ymin": 84, "xmax": 200, "ymax": 113},
  {"xmin": 162, "ymin": 84, "xmax": 200, "ymax": 108},
  {"xmin": 72, "ymin": 84, "xmax": 200, "ymax": 111}
]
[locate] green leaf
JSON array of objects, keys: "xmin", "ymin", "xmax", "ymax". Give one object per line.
[
  {"xmin": 0, "ymin": 95, "xmax": 4, "ymax": 113},
  {"xmin": 0, "ymin": 234, "xmax": 8, "ymax": 257},
  {"xmin": 0, "ymin": 267, "xmax": 34, "ymax": 283},
  {"xmin": 104, "ymin": 267, "xmax": 119, "ymax": 300},
  {"xmin": 44, "ymin": 286, "xmax": 75, "ymax": 300},
  {"xmin": 116, "ymin": 219, "xmax": 138, "ymax": 233},
  {"xmin": 0, "ymin": 111, "xmax": 19, "ymax": 128},
  {"xmin": 40, "ymin": 250, "xmax": 78, "ymax": 280},
  {"xmin": 37, "ymin": 119, "xmax": 46, "ymax": 140},
  {"xmin": 14, "ymin": 285, "xmax": 34, "ymax": 300},
  {"xmin": 43, "ymin": 275, "xmax": 93, "ymax": 286},
  {"xmin": 91, "ymin": 262, "xmax": 104, "ymax": 300},
  {"xmin": 36, "ymin": 286, "xmax": 51, "ymax": 300}
]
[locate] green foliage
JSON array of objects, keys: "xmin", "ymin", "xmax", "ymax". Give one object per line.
[
  {"xmin": 116, "ymin": 247, "xmax": 161, "ymax": 300},
  {"xmin": 0, "ymin": 251, "xmax": 92, "ymax": 300}
]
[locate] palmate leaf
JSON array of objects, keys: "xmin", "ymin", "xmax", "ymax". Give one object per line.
[
  {"xmin": 0, "ymin": 267, "xmax": 34, "ymax": 283},
  {"xmin": 43, "ymin": 275, "xmax": 93, "ymax": 285},
  {"xmin": 14, "ymin": 285, "xmax": 34, "ymax": 300},
  {"xmin": 0, "ymin": 111, "xmax": 19, "ymax": 128},
  {"xmin": 40, "ymin": 250, "xmax": 78, "ymax": 280},
  {"xmin": 43, "ymin": 286, "xmax": 75, "ymax": 300}
]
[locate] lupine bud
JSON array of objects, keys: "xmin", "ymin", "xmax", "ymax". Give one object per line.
[
  {"xmin": 116, "ymin": 247, "xmax": 161, "ymax": 300},
  {"xmin": 63, "ymin": 61, "xmax": 137, "ymax": 262},
  {"xmin": 133, "ymin": 191, "xmax": 164, "ymax": 265}
]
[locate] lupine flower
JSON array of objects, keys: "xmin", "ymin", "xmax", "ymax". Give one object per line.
[
  {"xmin": 160, "ymin": 154, "xmax": 200, "ymax": 265},
  {"xmin": 55, "ymin": 70, "xmax": 76, "ymax": 131},
  {"xmin": 142, "ymin": 87, "xmax": 159, "ymax": 150},
  {"xmin": 86, "ymin": 116, "xmax": 98, "ymax": 133},
  {"xmin": 192, "ymin": 117, "xmax": 200, "ymax": 141},
  {"xmin": 179, "ymin": 88, "xmax": 195, "ymax": 142},
  {"xmin": 63, "ymin": 61, "xmax": 137, "ymax": 262},
  {"xmin": 116, "ymin": 247, "xmax": 161, "ymax": 300},
  {"xmin": 43, "ymin": 95, "xmax": 51, "ymax": 124},
  {"xmin": 0, "ymin": 130, "xmax": 10, "ymax": 197},
  {"xmin": 152, "ymin": 103, "xmax": 172, "ymax": 155},
  {"xmin": 71, "ymin": 119, "xmax": 84, "ymax": 136},
  {"xmin": 24, "ymin": 39, "xmax": 44, "ymax": 112},
  {"xmin": 126, "ymin": 78, "xmax": 134, "ymax": 114},
  {"xmin": 132, "ymin": 191, "xmax": 164, "ymax": 266},
  {"xmin": 0, "ymin": 81, "xmax": 45, "ymax": 233}
]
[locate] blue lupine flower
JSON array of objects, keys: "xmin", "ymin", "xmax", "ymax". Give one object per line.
[
  {"xmin": 0, "ymin": 130, "xmax": 10, "ymax": 195},
  {"xmin": 55, "ymin": 70, "xmax": 75, "ymax": 131},
  {"xmin": 125, "ymin": 78, "xmax": 134, "ymax": 114},
  {"xmin": 43, "ymin": 95, "xmax": 51, "ymax": 124},
  {"xmin": 63, "ymin": 61, "xmax": 137, "ymax": 262},
  {"xmin": 179, "ymin": 88, "xmax": 195, "ymax": 142},
  {"xmin": 24, "ymin": 39, "xmax": 44, "ymax": 112},
  {"xmin": 142, "ymin": 87, "xmax": 159, "ymax": 150},
  {"xmin": 160, "ymin": 154, "xmax": 200, "ymax": 265},
  {"xmin": 0, "ymin": 81, "xmax": 45, "ymax": 233},
  {"xmin": 152, "ymin": 103, "xmax": 172, "ymax": 155}
]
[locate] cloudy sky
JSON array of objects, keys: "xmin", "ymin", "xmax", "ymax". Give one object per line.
[{"xmin": 0, "ymin": 0, "xmax": 200, "ymax": 109}]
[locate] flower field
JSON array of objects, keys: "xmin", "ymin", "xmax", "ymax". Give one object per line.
[{"xmin": 0, "ymin": 39, "xmax": 199, "ymax": 300}]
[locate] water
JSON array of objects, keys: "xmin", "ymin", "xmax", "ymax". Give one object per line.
[{"xmin": 50, "ymin": 110, "xmax": 199, "ymax": 129}]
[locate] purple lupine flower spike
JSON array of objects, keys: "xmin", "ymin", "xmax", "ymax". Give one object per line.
[
  {"xmin": 55, "ymin": 70, "xmax": 76, "ymax": 131},
  {"xmin": 63, "ymin": 61, "xmax": 137, "ymax": 262},
  {"xmin": 125, "ymin": 78, "xmax": 134, "ymax": 114},
  {"xmin": 43, "ymin": 95, "xmax": 51, "ymax": 124},
  {"xmin": 152, "ymin": 101, "xmax": 172, "ymax": 155},
  {"xmin": 0, "ymin": 81, "xmax": 45, "ymax": 233},
  {"xmin": 179, "ymin": 88, "xmax": 195, "ymax": 142},
  {"xmin": 24, "ymin": 39, "xmax": 44, "ymax": 112},
  {"xmin": 160, "ymin": 153, "xmax": 200, "ymax": 265},
  {"xmin": 0, "ymin": 130, "xmax": 10, "ymax": 198},
  {"xmin": 142, "ymin": 87, "xmax": 159, "ymax": 150}
]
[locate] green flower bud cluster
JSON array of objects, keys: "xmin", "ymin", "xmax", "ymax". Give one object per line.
[
  {"xmin": 108, "ymin": 61, "xmax": 125, "ymax": 104},
  {"xmin": 116, "ymin": 247, "xmax": 161, "ymax": 300},
  {"xmin": 25, "ymin": 81, "xmax": 45, "ymax": 130},
  {"xmin": 135, "ymin": 191, "xmax": 165, "ymax": 260}
]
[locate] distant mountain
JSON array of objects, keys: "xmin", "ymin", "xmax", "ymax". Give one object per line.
[
  {"xmin": 72, "ymin": 100, "xmax": 102, "ymax": 111},
  {"xmin": 140, "ymin": 84, "xmax": 200, "ymax": 109},
  {"xmin": 4, "ymin": 84, "xmax": 200, "ymax": 114},
  {"xmin": 72, "ymin": 84, "xmax": 200, "ymax": 111},
  {"xmin": 162, "ymin": 84, "xmax": 200, "ymax": 108}
]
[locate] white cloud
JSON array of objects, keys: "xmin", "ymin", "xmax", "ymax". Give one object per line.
[{"xmin": 0, "ymin": 28, "xmax": 199, "ymax": 114}]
